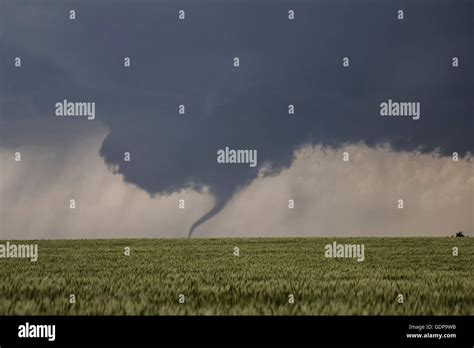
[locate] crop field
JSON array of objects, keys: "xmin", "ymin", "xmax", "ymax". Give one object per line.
[{"xmin": 0, "ymin": 238, "xmax": 473, "ymax": 315}]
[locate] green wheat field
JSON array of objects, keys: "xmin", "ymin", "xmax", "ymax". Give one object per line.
[{"xmin": 0, "ymin": 238, "xmax": 473, "ymax": 315}]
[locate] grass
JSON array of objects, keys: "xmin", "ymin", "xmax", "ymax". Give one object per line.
[{"xmin": 0, "ymin": 238, "xmax": 473, "ymax": 315}]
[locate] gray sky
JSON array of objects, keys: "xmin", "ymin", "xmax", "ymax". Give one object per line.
[{"xmin": 0, "ymin": 0, "xmax": 472, "ymax": 238}]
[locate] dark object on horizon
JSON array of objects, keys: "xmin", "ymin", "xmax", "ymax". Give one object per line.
[{"xmin": 455, "ymin": 231, "xmax": 465, "ymax": 237}]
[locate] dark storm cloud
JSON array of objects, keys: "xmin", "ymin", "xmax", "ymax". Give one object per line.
[{"xmin": 1, "ymin": 0, "xmax": 472, "ymax": 235}]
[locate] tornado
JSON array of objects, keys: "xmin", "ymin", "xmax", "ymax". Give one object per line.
[{"xmin": 188, "ymin": 187, "xmax": 235, "ymax": 238}]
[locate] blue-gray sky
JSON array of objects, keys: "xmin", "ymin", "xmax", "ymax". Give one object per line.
[{"xmin": 0, "ymin": 0, "xmax": 472, "ymax": 238}]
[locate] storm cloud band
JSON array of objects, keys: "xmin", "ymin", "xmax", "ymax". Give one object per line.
[{"xmin": 1, "ymin": 0, "xmax": 472, "ymax": 236}]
